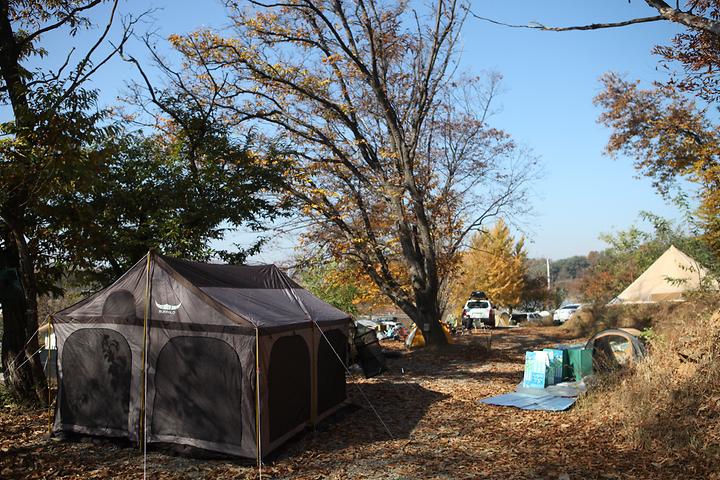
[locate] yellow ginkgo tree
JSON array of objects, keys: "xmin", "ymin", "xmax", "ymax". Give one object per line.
[{"xmin": 450, "ymin": 220, "xmax": 527, "ymax": 315}]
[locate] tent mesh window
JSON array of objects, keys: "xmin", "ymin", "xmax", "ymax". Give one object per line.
[
  {"xmin": 59, "ymin": 328, "xmax": 132, "ymax": 431},
  {"xmin": 268, "ymin": 335, "xmax": 311, "ymax": 442},
  {"xmin": 151, "ymin": 336, "xmax": 243, "ymax": 446},
  {"xmin": 317, "ymin": 329, "xmax": 347, "ymax": 414},
  {"xmin": 102, "ymin": 289, "xmax": 136, "ymax": 318}
]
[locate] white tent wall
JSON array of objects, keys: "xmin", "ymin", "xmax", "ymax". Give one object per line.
[{"xmin": 615, "ymin": 245, "xmax": 715, "ymax": 303}]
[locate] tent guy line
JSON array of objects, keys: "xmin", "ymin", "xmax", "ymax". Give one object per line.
[
  {"xmin": 12, "ymin": 345, "xmax": 43, "ymax": 373},
  {"xmin": 312, "ymin": 318, "xmax": 395, "ymax": 440},
  {"xmin": 7, "ymin": 324, "xmax": 43, "ymax": 372},
  {"xmin": 278, "ymin": 264, "xmax": 396, "ymax": 442}
]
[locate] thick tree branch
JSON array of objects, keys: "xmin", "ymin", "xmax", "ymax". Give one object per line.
[
  {"xmin": 469, "ymin": 12, "xmax": 666, "ymax": 31},
  {"xmin": 645, "ymin": 0, "xmax": 720, "ymax": 36},
  {"xmin": 18, "ymin": 0, "xmax": 102, "ymax": 49},
  {"xmin": 470, "ymin": 1, "xmax": 720, "ymax": 37}
]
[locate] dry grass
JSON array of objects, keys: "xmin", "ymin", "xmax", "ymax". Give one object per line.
[
  {"xmin": 561, "ymin": 296, "xmax": 720, "ymax": 338},
  {"xmin": 577, "ymin": 296, "xmax": 720, "ymax": 469}
]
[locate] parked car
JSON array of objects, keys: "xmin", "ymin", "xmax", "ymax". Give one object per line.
[
  {"xmin": 553, "ymin": 304, "xmax": 581, "ymax": 324},
  {"xmin": 511, "ymin": 311, "xmax": 543, "ymax": 324},
  {"xmin": 356, "ymin": 319, "xmax": 380, "ymax": 330},
  {"xmin": 378, "ymin": 320, "xmax": 407, "ymax": 340},
  {"xmin": 462, "ymin": 299, "xmax": 495, "ymax": 328}
]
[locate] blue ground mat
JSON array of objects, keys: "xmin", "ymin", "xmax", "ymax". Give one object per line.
[
  {"xmin": 515, "ymin": 380, "xmax": 587, "ymax": 397},
  {"xmin": 479, "ymin": 380, "xmax": 587, "ymax": 411},
  {"xmin": 479, "ymin": 392, "xmax": 577, "ymax": 411}
]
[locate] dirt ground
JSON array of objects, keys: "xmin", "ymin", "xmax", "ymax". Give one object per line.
[{"xmin": 0, "ymin": 327, "xmax": 710, "ymax": 479}]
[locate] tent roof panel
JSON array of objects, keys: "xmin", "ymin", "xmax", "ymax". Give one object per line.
[
  {"xmin": 159, "ymin": 256, "xmax": 300, "ymax": 289},
  {"xmin": 159, "ymin": 255, "xmax": 349, "ymax": 329},
  {"xmin": 54, "ymin": 253, "xmax": 351, "ymax": 331}
]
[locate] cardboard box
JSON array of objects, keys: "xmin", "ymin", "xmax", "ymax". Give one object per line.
[
  {"xmin": 543, "ymin": 348, "xmax": 564, "ymax": 384},
  {"xmin": 522, "ymin": 351, "xmax": 552, "ymax": 389},
  {"xmin": 567, "ymin": 348, "xmax": 592, "ymax": 381},
  {"xmin": 554, "ymin": 344, "xmax": 584, "ymax": 381}
]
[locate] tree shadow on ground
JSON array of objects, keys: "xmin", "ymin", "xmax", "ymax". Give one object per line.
[{"xmin": 271, "ymin": 381, "xmax": 448, "ymax": 460}]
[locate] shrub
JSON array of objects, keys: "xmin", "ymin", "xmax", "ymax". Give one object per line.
[{"xmin": 579, "ymin": 297, "xmax": 720, "ymax": 465}]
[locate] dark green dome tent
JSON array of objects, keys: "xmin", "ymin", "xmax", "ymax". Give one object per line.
[{"xmin": 50, "ymin": 252, "xmax": 351, "ymax": 459}]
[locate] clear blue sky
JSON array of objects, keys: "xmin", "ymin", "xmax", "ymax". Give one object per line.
[
  {"xmin": 30, "ymin": 1, "xmax": 691, "ymax": 262},
  {"xmin": 461, "ymin": 2, "xmax": 688, "ymax": 260}
]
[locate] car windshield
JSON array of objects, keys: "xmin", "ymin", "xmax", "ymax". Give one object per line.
[{"xmin": 467, "ymin": 301, "xmax": 489, "ymax": 309}]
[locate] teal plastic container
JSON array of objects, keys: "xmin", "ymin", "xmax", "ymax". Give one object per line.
[
  {"xmin": 567, "ymin": 348, "xmax": 593, "ymax": 381},
  {"xmin": 555, "ymin": 343, "xmax": 592, "ymax": 381}
]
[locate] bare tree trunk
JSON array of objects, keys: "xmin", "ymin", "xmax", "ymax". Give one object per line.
[
  {"xmin": 13, "ymin": 229, "xmax": 48, "ymax": 404},
  {"xmin": 0, "ymin": 1, "xmax": 48, "ymax": 405},
  {"xmin": 1, "ymin": 224, "xmax": 48, "ymax": 405},
  {"xmin": 413, "ymin": 288, "xmax": 447, "ymax": 346},
  {"xmin": 0, "ymin": 295, "xmax": 36, "ymax": 401}
]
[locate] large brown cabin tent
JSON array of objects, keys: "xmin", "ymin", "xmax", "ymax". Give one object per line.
[{"xmin": 50, "ymin": 252, "xmax": 351, "ymax": 459}]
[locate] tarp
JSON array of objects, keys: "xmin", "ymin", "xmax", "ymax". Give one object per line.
[
  {"xmin": 479, "ymin": 393, "xmax": 577, "ymax": 411},
  {"xmin": 404, "ymin": 324, "xmax": 453, "ymax": 348},
  {"xmin": 356, "ymin": 319, "xmax": 379, "ymax": 329},
  {"xmin": 515, "ymin": 380, "xmax": 588, "ymax": 397},
  {"xmin": 405, "ymin": 326, "xmax": 425, "ymax": 348},
  {"xmin": 613, "ymin": 245, "xmax": 715, "ymax": 303},
  {"xmin": 480, "ymin": 380, "xmax": 587, "ymax": 412}
]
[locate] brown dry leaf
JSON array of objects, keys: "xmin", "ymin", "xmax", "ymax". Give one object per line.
[{"xmin": 0, "ymin": 327, "xmax": 714, "ymax": 479}]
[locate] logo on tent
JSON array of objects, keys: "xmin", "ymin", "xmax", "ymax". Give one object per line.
[{"xmin": 155, "ymin": 301, "xmax": 182, "ymax": 315}]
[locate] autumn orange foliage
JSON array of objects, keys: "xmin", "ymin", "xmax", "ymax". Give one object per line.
[
  {"xmin": 168, "ymin": 0, "xmax": 536, "ymax": 344},
  {"xmin": 595, "ymin": 73, "xmax": 720, "ymax": 256}
]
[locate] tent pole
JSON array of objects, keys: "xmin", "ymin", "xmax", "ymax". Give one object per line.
[
  {"xmin": 255, "ymin": 326, "xmax": 262, "ymax": 478},
  {"xmin": 310, "ymin": 319, "xmax": 317, "ymax": 425},
  {"xmin": 139, "ymin": 251, "xmax": 152, "ymax": 477},
  {"xmin": 47, "ymin": 315, "xmax": 53, "ymax": 436}
]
